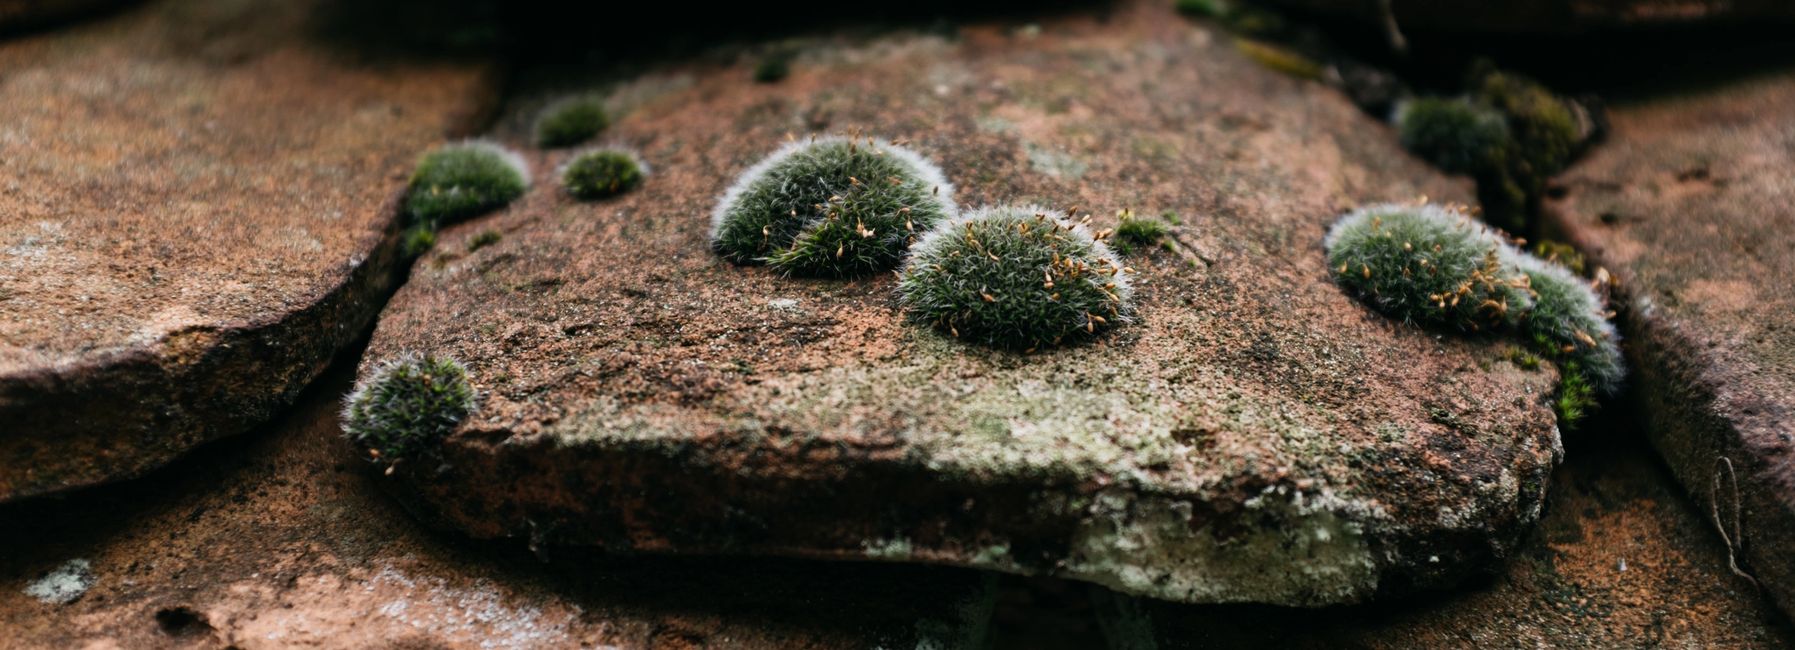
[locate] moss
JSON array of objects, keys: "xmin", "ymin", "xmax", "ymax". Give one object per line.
[
  {"xmin": 1475, "ymin": 70, "xmax": 1583, "ymax": 182},
  {"xmin": 1174, "ymin": 0, "xmax": 1231, "ymax": 19},
  {"xmin": 404, "ymin": 141, "xmax": 529, "ymax": 225},
  {"xmin": 1505, "ymin": 347, "xmax": 1542, "ymax": 371},
  {"xmin": 342, "ymin": 353, "xmax": 477, "ymax": 462},
  {"xmin": 1234, "ymin": 39, "xmax": 1319, "ymax": 80},
  {"xmin": 560, "ymin": 148, "xmax": 646, "ymax": 200},
  {"xmin": 1505, "ymin": 250, "xmax": 1624, "ymax": 395},
  {"xmin": 1112, "ymin": 211, "xmax": 1171, "ymax": 256},
  {"xmin": 1531, "ymin": 239, "xmax": 1586, "ymax": 275},
  {"xmin": 1394, "ymin": 97, "xmax": 1510, "ymax": 176},
  {"xmin": 534, "ymin": 96, "xmax": 610, "ymax": 148},
  {"xmin": 400, "ymin": 225, "xmax": 437, "ymax": 257},
  {"xmin": 1325, "ymin": 203, "xmax": 1530, "ymax": 331},
  {"xmin": 753, "ymin": 49, "xmax": 794, "ymax": 83},
  {"xmin": 1471, "ymin": 68, "xmax": 1591, "ymax": 234},
  {"xmin": 467, "ymin": 228, "xmax": 502, "ymax": 252},
  {"xmin": 711, "ymin": 136, "xmax": 955, "ymax": 277},
  {"xmin": 899, "ymin": 205, "xmax": 1134, "ymax": 351}
]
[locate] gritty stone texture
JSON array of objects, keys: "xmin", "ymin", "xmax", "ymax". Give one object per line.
[
  {"xmin": 0, "ymin": 0, "xmax": 496, "ymax": 500},
  {"xmin": 1545, "ymin": 70, "xmax": 1795, "ymax": 620},
  {"xmin": 0, "ymin": 365, "xmax": 995, "ymax": 649},
  {"xmin": 363, "ymin": 2, "xmax": 1563, "ymax": 607},
  {"xmin": 1100, "ymin": 432, "xmax": 1795, "ymax": 649},
  {"xmin": 1258, "ymin": 0, "xmax": 1795, "ymax": 33}
]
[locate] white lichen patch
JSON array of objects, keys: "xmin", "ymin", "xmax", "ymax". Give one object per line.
[
  {"xmin": 24, "ymin": 559, "xmax": 93, "ymax": 605},
  {"xmin": 1064, "ymin": 488, "xmax": 1381, "ymax": 606}
]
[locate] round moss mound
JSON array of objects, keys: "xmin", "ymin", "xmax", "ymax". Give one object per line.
[
  {"xmin": 1504, "ymin": 251, "xmax": 1624, "ymax": 394},
  {"xmin": 1325, "ymin": 203, "xmax": 1530, "ymax": 331},
  {"xmin": 404, "ymin": 141, "xmax": 529, "ymax": 225},
  {"xmin": 534, "ymin": 96, "xmax": 610, "ymax": 148},
  {"xmin": 898, "ymin": 205, "xmax": 1133, "ymax": 351},
  {"xmin": 1394, "ymin": 97, "xmax": 1509, "ymax": 175},
  {"xmin": 561, "ymin": 148, "xmax": 645, "ymax": 200},
  {"xmin": 342, "ymin": 353, "xmax": 477, "ymax": 462},
  {"xmin": 711, "ymin": 136, "xmax": 956, "ymax": 277}
]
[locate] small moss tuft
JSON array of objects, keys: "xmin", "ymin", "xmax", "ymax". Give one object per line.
[
  {"xmin": 899, "ymin": 205, "xmax": 1134, "ymax": 351},
  {"xmin": 1175, "ymin": 0, "xmax": 1231, "ymax": 19},
  {"xmin": 1234, "ymin": 39, "xmax": 1320, "ymax": 80},
  {"xmin": 404, "ymin": 141, "xmax": 529, "ymax": 226},
  {"xmin": 560, "ymin": 148, "xmax": 646, "ymax": 200},
  {"xmin": 1531, "ymin": 239, "xmax": 1586, "ymax": 275},
  {"xmin": 1394, "ymin": 97, "xmax": 1509, "ymax": 176},
  {"xmin": 754, "ymin": 49, "xmax": 794, "ymax": 83},
  {"xmin": 467, "ymin": 229, "xmax": 502, "ymax": 252},
  {"xmin": 342, "ymin": 353, "xmax": 476, "ymax": 462},
  {"xmin": 1112, "ymin": 211, "xmax": 1171, "ymax": 256},
  {"xmin": 1325, "ymin": 203, "xmax": 1530, "ymax": 331},
  {"xmin": 401, "ymin": 225, "xmax": 437, "ymax": 257},
  {"xmin": 712, "ymin": 136, "xmax": 956, "ymax": 277},
  {"xmin": 534, "ymin": 96, "xmax": 610, "ymax": 148}
]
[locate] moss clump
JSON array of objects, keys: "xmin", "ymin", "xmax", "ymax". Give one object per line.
[
  {"xmin": 1112, "ymin": 211, "xmax": 1171, "ymax": 256},
  {"xmin": 1325, "ymin": 203, "xmax": 1530, "ymax": 331},
  {"xmin": 401, "ymin": 226, "xmax": 437, "ymax": 257},
  {"xmin": 1328, "ymin": 202, "xmax": 1625, "ymax": 429},
  {"xmin": 712, "ymin": 136, "xmax": 956, "ymax": 277},
  {"xmin": 1175, "ymin": 0, "xmax": 1231, "ymax": 19},
  {"xmin": 1394, "ymin": 97, "xmax": 1509, "ymax": 176},
  {"xmin": 1531, "ymin": 240, "xmax": 1586, "ymax": 275},
  {"xmin": 560, "ymin": 148, "xmax": 646, "ymax": 200},
  {"xmin": 754, "ymin": 49, "xmax": 794, "ymax": 83},
  {"xmin": 1234, "ymin": 39, "xmax": 1320, "ymax": 80},
  {"xmin": 1505, "ymin": 250, "xmax": 1624, "ymax": 394},
  {"xmin": 467, "ymin": 229, "xmax": 502, "ymax": 252},
  {"xmin": 1475, "ymin": 70, "xmax": 1585, "ymax": 183},
  {"xmin": 534, "ymin": 96, "xmax": 610, "ymax": 148},
  {"xmin": 899, "ymin": 205, "xmax": 1133, "ymax": 351},
  {"xmin": 342, "ymin": 353, "xmax": 476, "ymax": 462},
  {"xmin": 404, "ymin": 141, "xmax": 529, "ymax": 226}
]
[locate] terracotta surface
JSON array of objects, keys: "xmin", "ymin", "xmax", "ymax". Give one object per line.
[
  {"xmin": 362, "ymin": 1, "xmax": 1568, "ymax": 607},
  {"xmin": 1259, "ymin": 0, "xmax": 1795, "ymax": 33},
  {"xmin": 0, "ymin": 0, "xmax": 497, "ymax": 500},
  {"xmin": 1545, "ymin": 70, "xmax": 1795, "ymax": 621},
  {"xmin": 0, "ymin": 360, "xmax": 996, "ymax": 649}
]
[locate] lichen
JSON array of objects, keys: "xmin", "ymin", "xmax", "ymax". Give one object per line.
[
  {"xmin": 24, "ymin": 559, "xmax": 93, "ymax": 605},
  {"xmin": 1064, "ymin": 488, "xmax": 1380, "ymax": 606}
]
